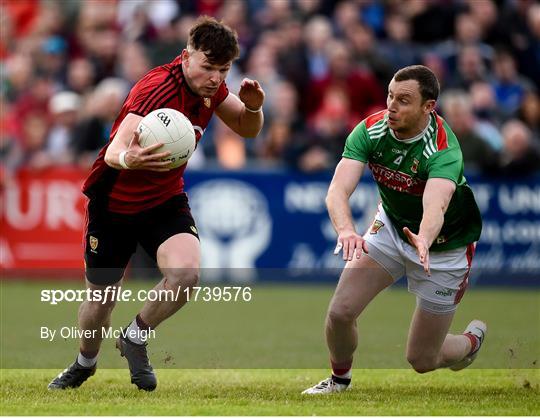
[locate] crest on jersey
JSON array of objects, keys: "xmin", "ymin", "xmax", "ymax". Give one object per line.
[
  {"xmin": 411, "ymin": 158, "xmax": 419, "ymax": 174},
  {"xmin": 89, "ymin": 236, "xmax": 98, "ymax": 252},
  {"xmin": 190, "ymin": 225, "xmax": 198, "ymax": 234},
  {"xmin": 204, "ymin": 98, "xmax": 211, "ymax": 108},
  {"xmin": 436, "ymin": 235, "xmax": 447, "ymax": 244},
  {"xmin": 370, "ymin": 220, "xmax": 384, "ymax": 235}
]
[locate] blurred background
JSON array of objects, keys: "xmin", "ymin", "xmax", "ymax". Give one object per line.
[{"xmin": 0, "ymin": 0, "xmax": 539, "ymax": 285}]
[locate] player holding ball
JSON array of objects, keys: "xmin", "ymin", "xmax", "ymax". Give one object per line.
[{"xmin": 49, "ymin": 16, "xmax": 264, "ymax": 391}]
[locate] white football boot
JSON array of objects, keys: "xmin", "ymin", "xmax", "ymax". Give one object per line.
[
  {"xmin": 450, "ymin": 319, "xmax": 487, "ymax": 371},
  {"xmin": 302, "ymin": 376, "xmax": 350, "ymax": 394}
]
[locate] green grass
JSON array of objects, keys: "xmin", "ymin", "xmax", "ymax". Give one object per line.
[
  {"xmin": 1, "ymin": 369, "xmax": 539, "ymax": 415},
  {"xmin": 1, "ymin": 281, "xmax": 539, "ymax": 414}
]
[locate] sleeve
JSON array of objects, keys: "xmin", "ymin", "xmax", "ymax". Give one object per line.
[
  {"xmin": 426, "ymin": 146, "xmax": 463, "ymax": 184},
  {"xmin": 342, "ymin": 121, "xmax": 371, "ymax": 163},
  {"xmin": 126, "ymin": 68, "xmax": 174, "ymax": 117},
  {"xmin": 213, "ymin": 81, "xmax": 229, "ymax": 108}
]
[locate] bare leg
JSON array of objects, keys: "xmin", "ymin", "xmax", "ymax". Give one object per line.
[
  {"xmin": 139, "ymin": 233, "xmax": 200, "ymax": 328},
  {"xmin": 326, "ymin": 255, "xmax": 393, "ymax": 365},
  {"xmin": 406, "ymin": 307, "xmax": 472, "ymax": 373},
  {"xmin": 79, "ymin": 279, "xmax": 121, "ymax": 355}
]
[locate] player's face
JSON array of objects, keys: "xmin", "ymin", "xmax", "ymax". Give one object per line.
[
  {"xmin": 386, "ymin": 78, "xmax": 435, "ymax": 138},
  {"xmin": 181, "ymin": 49, "xmax": 231, "ymax": 97}
]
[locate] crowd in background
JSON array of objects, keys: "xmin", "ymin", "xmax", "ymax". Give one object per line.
[{"xmin": 1, "ymin": 0, "xmax": 539, "ymax": 181}]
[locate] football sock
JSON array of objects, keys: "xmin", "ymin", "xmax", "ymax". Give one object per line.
[
  {"xmin": 126, "ymin": 314, "xmax": 152, "ymax": 345},
  {"xmin": 464, "ymin": 332, "xmax": 480, "ymax": 355},
  {"xmin": 77, "ymin": 350, "xmax": 98, "ymax": 368},
  {"xmin": 331, "ymin": 359, "xmax": 352, "ymax": 380}
]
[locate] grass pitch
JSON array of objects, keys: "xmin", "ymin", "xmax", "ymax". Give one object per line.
[
  {"xmin": 1, "ymin": 281, "xmax": 539, "ymax": 415},
  {"xmin": 1, "ymin": 369, "xmax": 539, "ymax": 415}
]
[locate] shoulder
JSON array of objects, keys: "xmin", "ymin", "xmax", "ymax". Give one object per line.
[
  {"xmin": 364, "ymin": 109, "xmax": 388, "ymax": 129},
  {"xmin": 423, "ymin": 112, "xmax": 461, "ymax": 160}
]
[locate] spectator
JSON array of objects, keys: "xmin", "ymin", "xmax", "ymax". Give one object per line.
[
  {"xmin": 43, "ymin": 90, "xmax": 80, "ymax": 166},
  {"xmin": 303, "ymin": 16, "xmax": 333, "ymax": 81},
  {"xmin": 496, "ymin": 119, "xmax": 540, "ymax": 177},
  {"xmin": 72, "ymin": 78, "xmax": 128, "ymax": 169},
  {"xmin": 448, "ymin": 44, "xmax": 490, "ymax": 90},
  {"xmin": 491, "ymin": 50, "xmax": 535, "ymax": 119},
  {"xmin": 437, "ymin": 12, "xmax": 494, "ymax": 74},
  {"xmin": 469, "ymin": 81, "xmax": 504, "ymax": 150},
  {"xmin": 65, "ymin": 57, "xmax": 95, "ymax": 96},
  {"xmin": 517, "ymin": 91, "xmax": 540, "ymax": 139},
  {"xmin": 275, "ymin": 17, "xmax": 310, "ymax": 111},
  {"xmin": 344, "ymin": 22, "xmax": 394, "ymax": 87},
  {"xmin": 306, "ymin": 39, "xmax": 385, "ymax": 123},
  {"xmin": 379, "ymin": 13, "xmax": 421, "ymax": 72},
  {"xmin": 440, "ymin": 90, "xmax": 498, "ymax": 172},
  {"xmin": 291, "ymin": 88, "xmax": 352, "ymax": 173},
  {"xmin": 258, "ymin": 81, "xmax": 303, "ymax": 165},
  {"xmin": 118, "ymin": 42, "xmax": 152, "ymax": 87}
]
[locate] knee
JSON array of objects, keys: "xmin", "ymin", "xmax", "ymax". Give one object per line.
[
  {"xmin": 327, "ymin": 304, "xmax": 357, "ymax": 325},
  {"xmin": 164, "ymin": 262, "xmax": 200, "ymax": 289},
  {"xmin": 406, "ymin": 353, "xmax": 438, "ymax": 374}
]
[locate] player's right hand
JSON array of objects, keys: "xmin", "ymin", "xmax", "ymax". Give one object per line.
[
  {"xmin": 123, "ymin": 130, "xmax": 172, "ymax": 171},
  {"xmin": 334, "ymin": 229, "xmax": 368, "ymax": 261}
]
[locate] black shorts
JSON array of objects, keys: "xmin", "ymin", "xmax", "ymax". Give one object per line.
[{"xmin": 84, "ymin": 194, "xmax": 199, "ymax": 285}]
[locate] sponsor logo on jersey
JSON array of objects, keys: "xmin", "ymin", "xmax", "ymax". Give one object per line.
[
  {"xmin": 89, "ymin": 236, "xmax": 98, "ymax": 253},
  {"xmin": 204, "ymin": 98, "xmax": 211, "ymax": 108},
  {"xmin": 368, "ymin": 163, "xmax": 426, "ymax": 195},
  {"xmin": 370, "ymin": 220, "xmax": 384, "ymax": 234},
  {"xmin": 411, "ymin": 158, "xmax": 419, "ymax": 174}
]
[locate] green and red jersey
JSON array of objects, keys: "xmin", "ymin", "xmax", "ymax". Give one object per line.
[{"xmin": 343, "ymin": 110, "xmax": 482, "ymax": 251}]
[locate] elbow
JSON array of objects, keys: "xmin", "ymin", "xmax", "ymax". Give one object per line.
[
  {"xmin": 241, "ymin": 126, "xmax": 263, "ymax": 138},
  {"xmin": 325, "ymin": 187, "xmax": 336, "ymax": 209}
]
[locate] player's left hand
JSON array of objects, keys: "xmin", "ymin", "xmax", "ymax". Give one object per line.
[
  {"xmin": 239, "ymin": 78, "xmax": 265, "ymax": 111},
  {"xmin": 403, "ymin": 227, "xmax": 431, "ymax": 276}
]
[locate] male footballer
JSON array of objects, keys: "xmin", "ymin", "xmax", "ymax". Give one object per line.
[
  {"xmin": 303, "ymin": 65, "xmax": 485, "ymax": 394},
  {"xmin": 49, "ymin": 16, "xmax": 265, "ymax": 391}
]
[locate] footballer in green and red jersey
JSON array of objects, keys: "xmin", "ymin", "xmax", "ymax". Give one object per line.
[
  {"xmin": 303, "ymin": 66, "xmax": 487, "ymax": 395},
  {"xmin": 343, "ymin": 109, "xmax": 482, "ymax": 251}
]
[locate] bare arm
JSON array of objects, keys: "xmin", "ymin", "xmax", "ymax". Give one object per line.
[
  {"xmin": 403, "ymin": 177, "xmax": 456, "ymax": 274},
  {"xmin": 215, "ymin": 78, "xmax": 265, "ymax": 138},
  {"xmin": 326, "ymin": 158, "xmax": 367, "ymax": 261},
  {"xmin": 104, "ymin": 113, "xmax": 172, "ymax": 171}
]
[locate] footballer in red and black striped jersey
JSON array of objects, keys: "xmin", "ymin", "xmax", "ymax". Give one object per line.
[
  {"xmin": 83, "ymin": 54, "xmax": 229, "ymax": 214},
  {"xmin": 48, "ymin": 16, "xmax": 265, "ymax": 392}
]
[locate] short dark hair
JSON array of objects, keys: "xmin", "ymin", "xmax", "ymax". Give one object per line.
[
  {"xmin": 188, "ymin": 16, "xmax": 240, "ymax": 65},
  {"xmin": 394, "ymin": 65, "xmax": 440, "ymax": 102}
]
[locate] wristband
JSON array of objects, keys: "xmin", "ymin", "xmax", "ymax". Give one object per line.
[
  {"xmin": 119, "ymin": 151, "xmax": 130, "ymax": 169},
  {"xmin": 245, "ymin": 105, "xmax": 262, "ymax": 113}
]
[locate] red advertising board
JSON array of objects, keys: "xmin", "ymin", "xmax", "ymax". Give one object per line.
[{"xmin": 1, "ymin": 168, "xmax": 88, "ymax": 274}]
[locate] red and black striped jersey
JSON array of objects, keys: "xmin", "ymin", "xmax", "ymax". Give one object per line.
[{"xmin": 82, "ymin": 55, "xmax": 229, "ymax": 214}]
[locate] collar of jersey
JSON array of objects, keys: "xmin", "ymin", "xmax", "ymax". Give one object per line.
[{"xmin": 388, "ymin": 113, "xmax": 434, "ymax": 144}]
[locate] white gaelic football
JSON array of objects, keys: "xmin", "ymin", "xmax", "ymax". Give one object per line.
[{"xmin": 137, "ymin": 108, "xmax": 196, "ymax": 168}]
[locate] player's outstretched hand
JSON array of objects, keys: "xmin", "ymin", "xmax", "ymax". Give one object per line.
[
  {"xmin": 334, "ymin": 229, "xmax": 368, "ymax": 262},
  {"xmin": 403, "ymin": 227, "xmax": 431, "ymax": 276},
  {"xmin": 124, "ymin": 130, "xmax": 172, "ymax": 171},
  {"xmin": 239, "ymin": 78, "xmax": 265, "ymax": 111}
]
